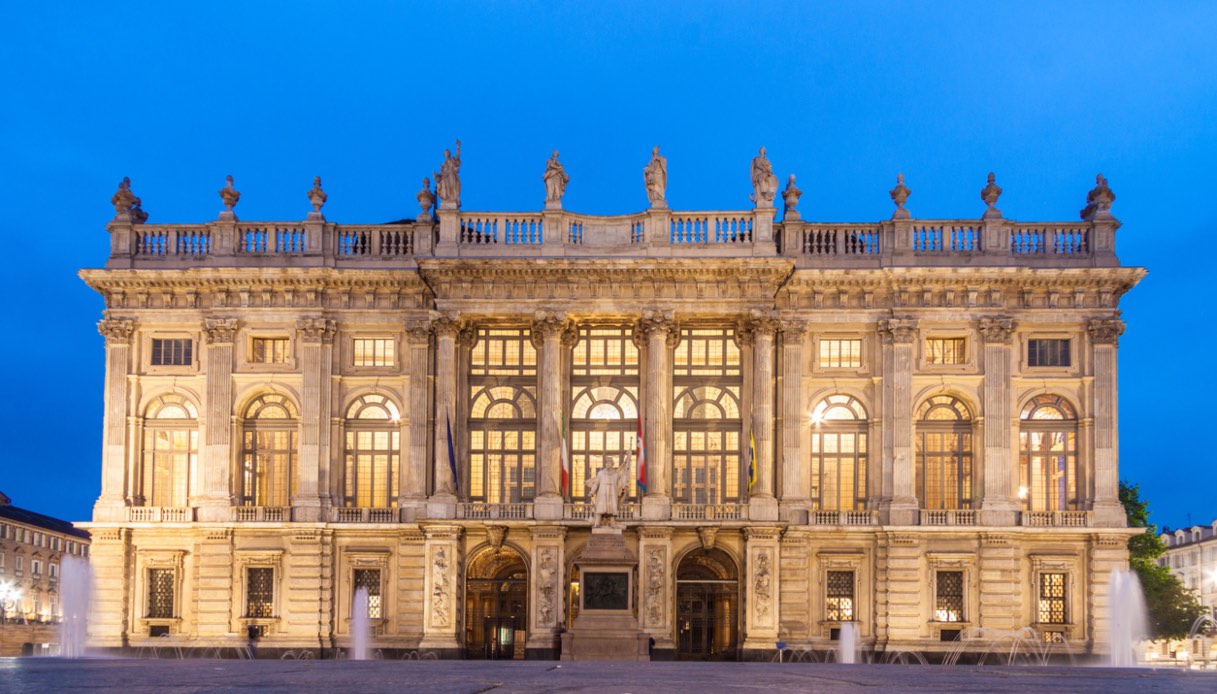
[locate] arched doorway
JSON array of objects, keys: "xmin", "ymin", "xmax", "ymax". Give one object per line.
[
  {"xmin": 465, "ymin": 546, "xmax": 528, "ymax": 659},
  {"xmin": 676, "ymin": 548, "xmax": 739, "ymax": 660}
]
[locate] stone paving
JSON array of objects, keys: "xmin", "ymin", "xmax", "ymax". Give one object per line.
[{"xmin": 3, "ymin": 658, "xmax": 1217, "ymax": 694}]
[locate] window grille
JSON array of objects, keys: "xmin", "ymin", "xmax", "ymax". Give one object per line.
[
  {"xmin": 1038, "ymin": 572, "xmax": 1067, "ymax": 624},
  {"xmin": 353, "ymin": 568, "xmax": 382, "ymax": 619},
  {"xmin": 147, "ymin": 569, "xmax": 175, "ymax": 619},
  {"xmin": 826, "ymin": 571, "xmax": 855, "ymax": 621},
  {"xmin": 935, "ymin": 571, "xmax": 964, "ymax": 622},
  {"xmin": 246, "ymin": 568, "xmax": 275, "ymax": 618}
]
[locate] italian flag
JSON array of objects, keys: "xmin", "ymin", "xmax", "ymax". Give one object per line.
[
  {"xmin": 558, "ymin": 414, "xmax": 569, "ymax": 496},
  {"xmin": 636, "ymin": 418, "xmax": 647, "ymax": 494}
]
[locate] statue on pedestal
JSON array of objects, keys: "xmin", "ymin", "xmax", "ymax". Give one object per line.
[
  {"xmin": 750, "ymin": 146, "xmax": 778, "ymax": 207},
  {"xmin": 417, "ymin": 177, "xmax": 435, "ymax": 221},
  {"xmin": 543, "ymin": 150, "xmax": 569, "ymax": 206},
  {"xmin": 219, "ymin": 175, "xmax": 241, "ymax": 219},
  {"xmin": 643, "ymin": 146, "xmax": 667, "ymax": 206},
  {"xmin": 587, "ymin": 455, "xmax": 631, "ymax": 529},
  {"xmin": 782, "ymin": 174, "xmax": 802, "ymax": 218},
  {"xmin": 436, "ymin": 140, "xmax": 462, "ymax": 209},
  {"xmin": 307, "ymin": 176, "xmax": 327, "ymax": 219}
]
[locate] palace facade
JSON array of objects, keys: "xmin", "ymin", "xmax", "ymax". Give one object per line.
[{"xmin": 80, "ymin": 156, "xmax": 1143, "ymax": 660}]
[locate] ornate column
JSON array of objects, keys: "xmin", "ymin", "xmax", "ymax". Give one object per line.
[
  {"xmin": 419, "ymin": 525, "xmax": 464, "ymax": 654},
  {"xmin": 638, "ymin": 526, "xmax": 675, "ymax": 653},
  {"xmin": 294, "ymin": 318, "xmax": 335, "ymax": 522},
  {"xmin": 746, "ymin": 314, "xmax": 779, "ymax": 521},
  {"xmin": 778, "ymin": 320, "xmax": 808, "ymax": 519},
  {"xmin": 1089, "ymin": 318, "xmax": 1126, "ymax": 526},
  {"xmin": 198, "ymin": 318, "xmax": 238, "ymax": 522},
  {"xmin": 877, "ymin": 317, "xmax": 918, "ymax": 525},
  {"xmin": 532, "ymin": 312, "xmax": 570, "ymax": 520},
  {"xmin": 636, "ymin": 311, "xmax": 676, "ymax": 520},
  {"xmin": 741, "ymin": 526, "xmax": 783, "ymax": 653},
  {"xmin": 978, "ymin": 316, "xmax": 1018, "ymax": 525},
  {"xmin": 401, "ymin": 319, "xmax": 433, "ymax": 518},
  {"xmin": 429, "ymin": 314, "xmax": 461, "ymax": 519},
  {"xmin": 527, "ymin": 525, "xmax": 567, "ymax": 657},
  {"xmin": 95, "ymin": 318, "xmax": 135, "ymax": 522}
]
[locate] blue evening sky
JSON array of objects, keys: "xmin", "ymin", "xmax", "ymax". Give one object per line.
[{"xmin": 1, "ymin": 2, "xmax": 1213, "ymax": 530}]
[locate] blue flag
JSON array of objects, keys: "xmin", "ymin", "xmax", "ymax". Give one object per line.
[{"xmin": 446, "ymin": 410, "xmax": 459, "ymax": 493}]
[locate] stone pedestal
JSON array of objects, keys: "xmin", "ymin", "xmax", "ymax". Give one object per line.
[{"xmin": 560, "ymin": 528, "xmax": 649, "ymax": 661}]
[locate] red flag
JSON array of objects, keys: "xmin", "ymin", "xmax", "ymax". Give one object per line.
[{"xmin": 635, "ymin": 418, "xmax": 647, "ymax": 494}]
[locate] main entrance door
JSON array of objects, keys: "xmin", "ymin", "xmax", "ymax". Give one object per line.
[
  {"xmin": 465, "ymin": 547, "xmax": 528, "ymax": 659},
  {"xmin": 675, "ymin": 548, "xmax": 739, "ymax": 660}
]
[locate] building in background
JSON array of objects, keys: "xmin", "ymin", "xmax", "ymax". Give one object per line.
[
  {"xmin": 79, "ymin": 152, "xmax": 1143, "ymax": 660},
  {"xmin": 1161, "ymin": 523, "xmax": 1217, "ymax": 615}
]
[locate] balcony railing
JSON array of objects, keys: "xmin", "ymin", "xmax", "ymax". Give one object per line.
[
  {"xmin": 807, "ymin": 510, "xmax": 878, "ymax": 526},
  {"xmin": 920, "ymin": 509, "xmax": 978, "ymax": 526},
  {"xmin": 232, "ymin": 507, "xmax": 290, "ymax": 522},
  {"xmin": 1021, "ymin": 510, "xmax": 1092, "ymax": 528},
  {"xmin": 671, "ymin": 503, "xmax": 748, "ymax": 521},
  {"xmin": 127, "ymin": 507, "xmax": 194, "ymax": 522},
  {"xmin": 457, "ymin": 503, "xmax": 533, "ymax": 520},
  {"xmin": 330, "ymin": 507, "xmax": 399, "ymax": 523}
]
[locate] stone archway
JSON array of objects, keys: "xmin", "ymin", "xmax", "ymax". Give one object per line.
[
  {"xmin": 464, "ymin": 546, "xmax": 528, "ymax": 659},
  {"xmin": 675, "ymin": 547, "xmax": 739, "ymax": 660}
]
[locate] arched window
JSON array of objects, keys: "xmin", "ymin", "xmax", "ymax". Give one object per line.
[
  {"xmin": 469, "ymin": 385, "xmax": 537, "ymax": 503},
  {"xmin": 809, "ymin": 395, "xmax": 868, "ymax": 511},
  {"xmin": 570, "ymin": 383, "xmax": 639, "ymax": 501},
  {"xmin": 672, "ymin": 327, "xmax": 743, "ymax": 504},
  {"xmin": 343, "ymin": 394, "xmax": 400, "ymax": 508},
  {"xmin": 141, "ymin": 394, "xmax": 198, "ymax": 508},
  {"xmin": 915, "ymin": 395, "xmax": 974, "ymax": 510},
  {"xmin": 1019, "ymin": 395, "xmax": 1078, "ymax": 512},
  {"xmin": 240, "ymin": 394, "xmax": 298, "ymax": 507}
]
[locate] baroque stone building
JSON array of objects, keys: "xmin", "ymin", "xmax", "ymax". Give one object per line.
[{"xmin": 80, "ymin": 156, "xmax": 1143, "ymax": 660}]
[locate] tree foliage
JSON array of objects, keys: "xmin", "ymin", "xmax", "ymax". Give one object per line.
[{"xmin": 1119, "ymin": 480, "xmax": 1207, "ymax": 639}]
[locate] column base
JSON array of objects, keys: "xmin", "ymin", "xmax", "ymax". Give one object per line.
[
  {"xmin": 426, "ymin": 494, "xmax": 458, "ymax": 520},
  {"xmin": 92, "ymin": 498, "xmax": 128, "ymax": 523},
  {"xmin": 291, "ymin": 496, "xmax": 323, "ymax": 522},
  {"xmin": 748, "ymin": 495, "xmax": 779, "ymax": 522},
  {"xmin": 1092, "ymin": 500, "xmax": 1128, "ymax": 528},
  {"xmin": 979, "ymin": 498, "xmax": 1020, "ymax": 526},
  {"xmin": 533, "ymin": 495, "xmax": 564, "ymax": 520},
  {"xmin": 641, "ymin": 495, "xmax": 671, "ymax": 521},
  {"xmin": 778, "ymin": 498, "xmax": 808, "ymax": 525},
  {"xmin": 196, "ymin": 498, "xmax": 233, "ymax": 523},
  {"xmin": 880, "ymin": 497, "xmax": 919, "ymax": 526}
]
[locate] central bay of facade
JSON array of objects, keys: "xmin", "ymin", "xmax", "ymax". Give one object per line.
[{"xmin": 81, "ymin": 150, "xmax": 1143, "ymax": 660}]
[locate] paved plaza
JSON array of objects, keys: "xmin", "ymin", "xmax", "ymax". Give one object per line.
[{"xmin": 2, "ymin": 659, "xmax": 1216, "ymax": 694}]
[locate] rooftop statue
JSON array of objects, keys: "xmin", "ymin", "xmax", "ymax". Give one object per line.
[
  {"xmin": 782, "ymin": 174, "xmax": 802, "ymax": 219},
  {"xmin": 307, "ymin": 176, "xmax": 327, "ymax": 219},
  {"xmin": 436, "ymin": 140, "xmax": 462, "ymax": 209},
  {"xmin": 750, "ymin": 146, "xmax": 778, "ymax": 207},
  {"xmin": 219, "ymin": 175, "xmax": 241, "ymax": 220},
  {"xmin": 542, "ymin": 150, "xmax": 570, "ymax": 208},
  {"xmin": 587, "ymin": 454, "xmax": 631, "ymax": 529},
  {"xmin": 889, "ymin": 172, "xmax": 911, "ymax": 219},
  {"xmin": 110, "ymin": 177, "xmax": 137, "ymax": 221},
  {"xmin": 417, "ymin": 176, "xmax": 436, "ymax": 221},
  {"xmin": 981, "ymin": 172, "xmax": 1003, "ymax": 219},
  {"xmin": 1080, "ymin": 173, "xmax": 1116, "ymax": 220},
  {"xmin": 643, "ymin": 146, "xmax": 667, "ymax": 207}
]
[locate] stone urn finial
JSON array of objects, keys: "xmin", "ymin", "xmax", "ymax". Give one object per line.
[
  {"xmin": 1080, "ymin": 173, "xmax": 1116, "ymax": 221},
  {"xmin": 110, "ymin": 177, "xmax": 138, "ymax": 222},
  {"xmin": 981, "ymin": 172, "xmax": 1003, "ymax": 219},
  {"xmin": 889, "ymin": 173, "xmax": 911, "ymax": 219},
  {"xmin": 417, "ymin": 176, "xmax": 436, "ymax": 222},
  {"xmin": 219, "ymin": 175, "xmax": 241, "ymax": 220},
  {"xmin": 782, "ymin": 174, "xmax": 803, "ymax": 220},
  {"xmin": 307, "ymin": 176, "xmax": 327, "ymax": 220}
]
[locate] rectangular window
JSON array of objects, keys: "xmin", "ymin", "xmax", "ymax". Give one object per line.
[
  {"xmin": 926, "ymin": 338, "xmax": 967, "ymax": 365},
  {"xmin": 151, "ymin": 338, "xmax": 193, "ymax": 366},
  {"xmin": 16, "ymin": 556, "xmax": 23, "ymax": 572},
  {"xmin": 246, "ymin": 568, "xmax": 275, "ymax": 618},
  {"xmin": 469, "ymin": 328, "xmax": 537, "ymax": 376},
  {"xmin": 251, "ymin": 337, "xmax": 290, "ymax": 364},
  {"xmin": 935, "ymin": 571, "xmax": 964, "ymax": 622},
  {"xmin": 49, "ymin": 563, "xmax": 58, "ymax": 578},
  {"xmin": 1037, "ymin": 572, "xmax": 1067, "ymax": 624},
  {"xmin": 353, "ymin": 568, "xmax": 382, "ymax": 620},
  {"xmin": 819, "ymin": 339, "xmax": 862, "ymax": 369},
  {"xmin": 147, "ymin": 568, "xmax": 175, "ymax": 619},
  {"xmin": 1027, "ymin": 339, "xmax": 1070, "ymax": 367},
  {"xmin": 825, "ymin": 570, "xmax": 855, "ymax": 621},
  {"xmin": 32, "ymin": 560, "xmax": 41, "ymax": 576},
  {"xmin": 353, "ymin": 338, "xmax": 395, "ymax": 367}
]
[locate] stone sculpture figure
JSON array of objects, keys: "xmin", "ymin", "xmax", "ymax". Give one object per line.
[
  {"xmin": 889, "ymin": 173, "xmax": 911, "ymax": 218},
  {"xmin": 782, "ymin": 174, "xmax": 802, "ymax": 216},
  {"xmin": 587, "ymin": 454, "xmax": 630, "ymax": 528},
  {"xmin": 417, "ymin": 177, "xmax": 436, "ymax": 221},
  {"xmin": 542, "ymin": 150, "xmax": 569, "ymax": 205},
  {"xmin": 432, "ymin": 547, "xmax": 450, "ymax": 627},
  {"xmin": 980, "ymin": 172, "xmax": 1002, "ymax": 209},
  {"xmin": 436, "ymin": 140, "xmax": 462, "ymax": 209},
  {"xmin": 111, "ymin": 177, "xmax": 137, "ymax": 216},
  {"xmin": 307, "ymin": 176, "xmax": 327, "ymax": 216},
  {"xmin": 643, "ymin": 146, "xmax": 667, "ymax": 206},
  {"xmin": 750, "ymin": 146, "xmax": 778, "ymax": 206},
  {"xmin": 1080, "ymin": 173, "xmax": 1115, "ymax": 220},
  {"xmin": 220, "ymin": 175, "xmax": 241, "ymax": 210}
]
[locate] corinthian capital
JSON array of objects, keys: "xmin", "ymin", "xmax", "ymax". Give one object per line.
[
  {"xmin": 530, "ymin": 310, "xmax": 571, "ymax": 348},
  {"xmin": 296, "ymin": 318, "xmax": 336, "ymax": 344},
  {"xmin": 97, "ymin": 318, "xmax": 135, "ymax": 344},
  {"xmin": 203, "ymin": 318, "xmax": 239, "ymax": 344},
  {"xmin": 430, "ymin": 313, "xmax": 463, "ymax": 340},
  {"xmin": 1088, "ymin": 318, "xmax": 1125, "ymax": 346},
  {"xmin": 634, "ymin": 310, "xmax": 678, "ymax": 347},
  {"xmin": 404, "ymin": 318, "xmax": 433, "ymax": 344},
  {"xmin": 779, "ymin": 319, "xmax": 808, "ymax": 340},
  {"xmin": 877, "ymin": 317, "xmax": 918, "ymax": 344},
  {"xmin": 977, "ymin": 316, "xmax": 1018, "ymax": 344},
  {"xmin": 740, "ymin": 310, "xmax": 779, "ymax": 343}
]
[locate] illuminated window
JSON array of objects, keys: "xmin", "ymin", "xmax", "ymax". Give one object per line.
[
  {"xmin": 673, "ymin": 327, "xmax": 742, "ymax": 504},
  {"xmin": 353, "ymin": 338, "xmax": 395, "ymax": 367},
  {"xmin": 1028, "ymin": 339, "xmax": 1070, "ymax": 367},
  {"xmin": 353, "ymin": 568, "xmax": 382, "ymax": 620},
  {"xmin": 926, "ymin": 338, "xmax": 966, "ymax": 365},
  {"xmin": 141, "ymin": 394, "xmax": 199, "ymax": 508},
  {"xmin": 915, "ymin": 396, "xmax": 974, "ymax": 509},
  {"xmin": 147, "ymin": 568, "xmax": 175, "ymax": 618},
  {"xmin": 810, "ymin": 395, "xmax": 868, "ymax": 511},
  {"xmin": 468, "ymin": 327, "xmax": 538, "ymax": 502},
  {"xmin": 935, "ymin": 571, "xmax": 964, "ymax": 622},
  {"xmin": 1019, "ymin": 395, "xmax": 1078, "ymax": 512},
  {"xmin": 1037, "ymin": 572, "xmax": 1067, "ymax": 624},
  {"xmin": 151, "ymin": 338, "xmax": 192, "ymax": 366},
  {"xmin": 826, "ymin": 571, "xmax": 855, "ymax": 621},
  {"xmin": 819, "ymin": 339, "xmax": 862, "ymax": 369},
  {"xmin": 342, "ymin": 395, "xmax": 400, "ymax": 508},
  {"xmin": 240, "ymin": 394, "xmax": 298, "ymax": 507},
  {"xmin": 251, "ymin": 337, "xmax": 290, "ymax": 364},
  {"xmin": 245, "ymin": 568, "xmax": 275, "ymax": 618},
  {"xmin": 469, "ymin": 327, "xmax": 537, "ymax": 376},
  {"xmin": 570, "ymin": 325, "xmax": 640, "ymax": 501}
]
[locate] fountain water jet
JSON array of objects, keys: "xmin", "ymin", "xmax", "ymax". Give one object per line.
[
  {"xmin": 837, "ymin": 622, "xmax": 859, "ymax": 664},
  {"xmin": 351, "ymin": 586, "xmax": 371, "ymax": 661},
  {"xmin": 59, "ymin": 555, "xmax": 92, "ymax": 658},
  {"xmin": 1107, "ymin": 567, "xmax": 1148, "ymax": 667}
]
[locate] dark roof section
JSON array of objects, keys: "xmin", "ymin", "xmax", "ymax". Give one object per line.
[{"xmin": 0, "ymin": 501, "xmax": 91, "ymax": 541}]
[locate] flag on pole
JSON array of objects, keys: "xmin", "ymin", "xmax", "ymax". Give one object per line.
[
  {"xmin": 635, "ymin": 418, "xmax": 647, "ymax": 494},
  {"xmin": 558, "ymin": 414, "xmax": 570, "ymax": 496},
  {"xmin": 747, "ymin": 427, "xmax": 757, "ymax": 493},
  {"xmin": 446, "ymin": 409, "xmax": 459, "ymax": 494}
]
